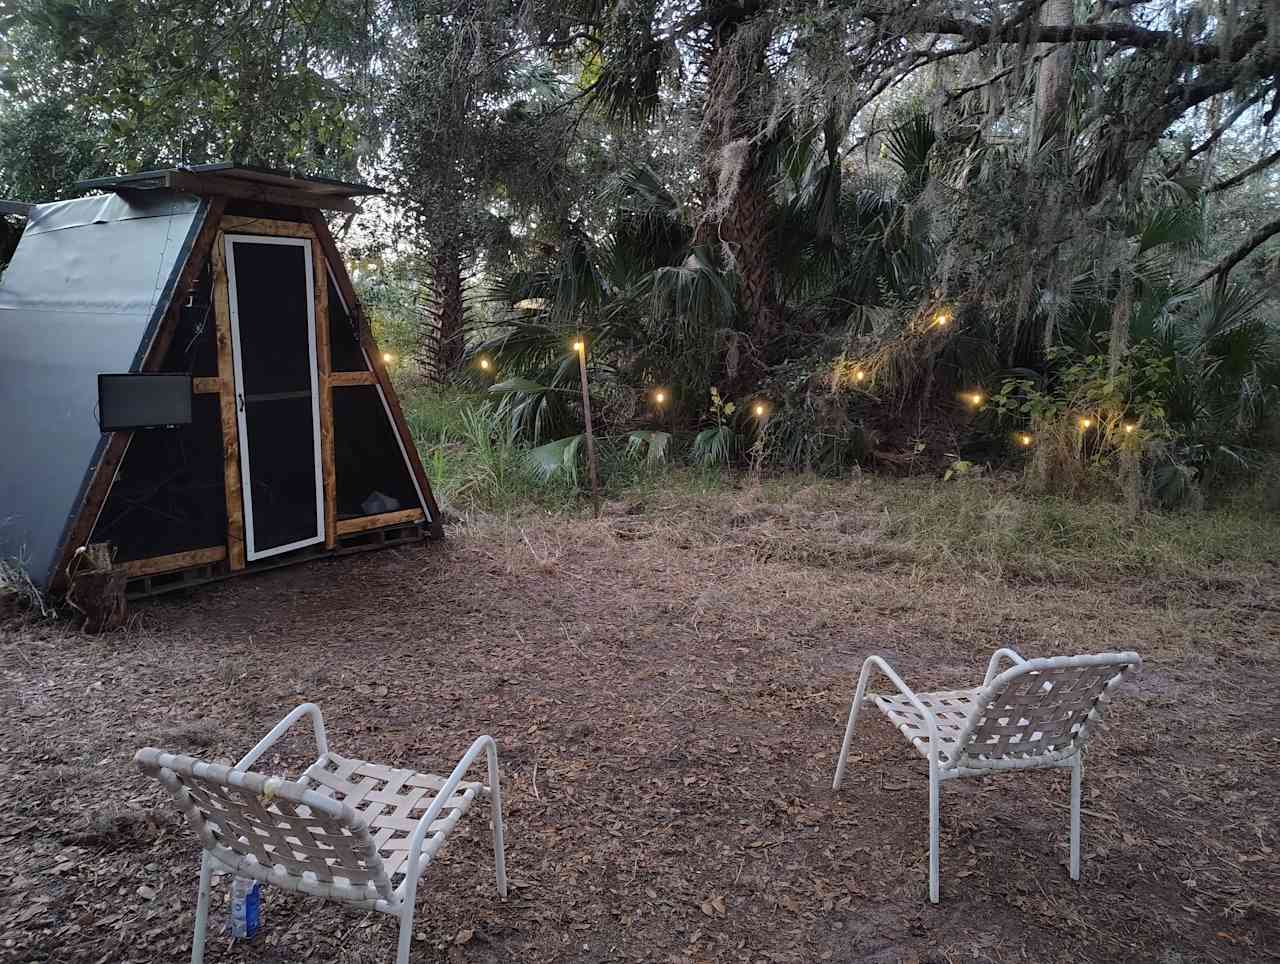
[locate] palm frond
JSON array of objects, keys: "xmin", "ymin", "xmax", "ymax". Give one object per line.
[
  {"xmin": 642, "ymin": 246, "xmax": 736, "ymax": 332},
  {"xmin": 526, "ymin": 433, "xmax": 584, "ymax": 482},
  {"xmin": 626, "ymin": 430, "xmax": 671, "ymax": 464},
  {"xmin": 1135, "ymin": 205, "xmax": 1204, "ymax": 257},
  {"xmin": 884, "ymin": 112, "xmax": 936, "ymax": 199},
  {"xmin": 691, "ymin": 425, "xmax": 738, "ymax": 466}
]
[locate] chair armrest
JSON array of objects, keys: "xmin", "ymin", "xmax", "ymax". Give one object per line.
[
  {"xmin": 402, "ymin": 736, "xmax": 500, "ymax": 880},
  {"xmin": 859, "ymin": 656, "xmax": 940, "ymax": 761},
  {"xmin": 982, "ymin": 647, "xmax": 1026, "ymax": 687},
  {"xmin": 237, "ymin": 703, "xmax": 329, "ymax": 771}
]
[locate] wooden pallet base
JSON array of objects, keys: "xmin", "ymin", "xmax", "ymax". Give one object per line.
[{"xmin": 123, "ymin": 523, "xmax": 432, "ymax": 600}]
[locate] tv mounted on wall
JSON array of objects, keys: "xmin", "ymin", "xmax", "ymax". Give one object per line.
[{"xmin": 97, "ymin": 373, "xmax": 193, "ymax": 431}]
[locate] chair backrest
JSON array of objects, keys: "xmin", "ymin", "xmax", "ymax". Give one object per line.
[
  {"xmin": 135, "ymin": 748, "xmax": 394, "ymax": 904},
  {"xmin": 950, "ymin": 652, "xmax": 1140, "ymax": 772}
]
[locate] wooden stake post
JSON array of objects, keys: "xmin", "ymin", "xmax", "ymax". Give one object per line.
[{"xmin": 576, "ymin": 339, "xmax": 601, "ymax": 519}]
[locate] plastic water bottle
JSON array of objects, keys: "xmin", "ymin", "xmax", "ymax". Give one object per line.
[{"xmin": 229, "ymin": 876, "xmax": 261, "ymax": 939}]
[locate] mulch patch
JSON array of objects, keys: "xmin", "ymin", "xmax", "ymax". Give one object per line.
[{"xmin": 2, "ymin": 498, "xmax": 1277, "ymax": 963}]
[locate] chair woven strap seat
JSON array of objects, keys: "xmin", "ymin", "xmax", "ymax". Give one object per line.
[
  {"xmin": 135, "ymin": 748, "xmax": 397, "ymax": 907},
  {"xmin": 300, "ymin": 753, "xmax": 484, "ymax": 892},
  {"xmin": 870, "ymin": 653, "xmax": 1139, "ymax": 776},
  {"xmin": 871, "ymin": 688, "xmax": 979, "ymax": 767}
]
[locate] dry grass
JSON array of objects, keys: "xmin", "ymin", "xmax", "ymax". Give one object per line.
[
  {"xmin": 608, "ymin": 471, "xmax": 1280, "ymax": 583},
  {"xmin": 0, "ymin": 556, "xmax": 51, "ymax": 620}
]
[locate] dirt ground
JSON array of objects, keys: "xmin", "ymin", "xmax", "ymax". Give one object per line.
[{"xmin": 2, "ymin": 486, "xmax": 1278, "ymax": 963}]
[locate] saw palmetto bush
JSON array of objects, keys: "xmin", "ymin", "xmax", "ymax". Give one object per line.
[
  {"xmin": 434, "ymin": 99, "xmax": 1279, "ymax": 506},
  {"xmin": 989, "ymin": 282, "xmax": 1280, "ymax": 509},
  {"xmin": 1154, "ymin": 285, "xmax": 1280, "ymax": 500}
]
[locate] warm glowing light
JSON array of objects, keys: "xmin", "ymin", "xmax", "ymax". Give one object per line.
[
  {"xmin": 854, "ymin": 369, "xmax": 866, "ymax": 382},
  {"xmin": 572, "ymin": 339, "xmax": 585, "ymax": 353},
  {"xmin": 967, "ymin": 392, "xmax": 984, "ymax": 406},
  {"xmin": 479, "ymin": 358, "xmax": 492, "ymax": 371},
  {"xmin": 654, "ymin": 390, "xmax": 666, "ymax": 404},
  {"xmin": 1123, "ymin": 423, "xmax": 1136, "ymax": 433},
  {"xmin": 1079, "ymin": 417, "xmax": 1093, "ymax": 430},
  {"xmin": 1018, "ymin": 433, "xmax": 1033, "ymax": 447},
  {"xmin": 933, "ymin": 312, "xmax": 950, "ymax": 327},
  {"xmin": 753, "ymin": 403, "xmax": 765, "ymax": 417},
  {"xmin": 382, "ymin": 352, "xmax": 394, "ymax": 364}
]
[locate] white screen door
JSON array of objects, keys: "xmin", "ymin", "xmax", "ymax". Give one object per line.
[{"xmin": 224, "ymin": 234, "xmax": 325, "ymax": 560}]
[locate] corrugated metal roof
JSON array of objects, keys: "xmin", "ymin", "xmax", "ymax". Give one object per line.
[{"xmin": 0, "ymin": 192, "xmax": 206, "ymax": 587}]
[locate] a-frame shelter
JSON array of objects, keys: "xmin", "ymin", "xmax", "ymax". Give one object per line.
[{"xmin": 0, "ymin": 163, "xmax": 441, "ymax": 596}]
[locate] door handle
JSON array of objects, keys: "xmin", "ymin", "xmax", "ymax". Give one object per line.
[{"xmin": 237, "ymin": 392, "xmax": 245, "ymax": 412}]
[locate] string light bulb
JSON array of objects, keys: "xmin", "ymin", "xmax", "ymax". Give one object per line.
[
  {"xmin": 654, "ymin": 389, "xmax": 666, "ymax": 404},
  {"xmin": 967, "ymin": 391, "xmax": 984, "ymax": 406},
  {"xmin": 1079, "ymin": 417, "xmax": 1093, "ymax": 430},
  {"xmin": 853, "ymin": 369, "xmax": 866, "ymax": 383},
  {"xmin": 1017, "ymin": 433, "xmax": 1033, "ymax": 447},
  {"xmin": 1123, "ymin": 422, "xmax": 1136, "ymax": 433},
  {"xmin": 382, "ymin": 352, "xmax": 394, "ymax": 364},
  {"xmin": 753, "ymin": 402, "xmax": 766, "ymax": 417},
  {"xmin": 572, "ymin": 339, "xmax": 585, "ymax": 354},
  {"xmin": 933, "ymin": 311, "xmax": 950, "ymax": 327}
]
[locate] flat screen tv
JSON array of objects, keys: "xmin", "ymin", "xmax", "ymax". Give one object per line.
[{"xmin": 98, "ymin": 373, "xmax": 193, "ymax": 431}]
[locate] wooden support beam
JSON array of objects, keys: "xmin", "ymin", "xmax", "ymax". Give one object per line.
[
  {"xmin": 335, "ymin": 508, "xmax": 425, "ymax": 536},
  {"xmin": 220, "ymin": 216, "xmax": 317, "ymax": 238},
  {"xmin": 122, "ymin": 546, "xmax": 226, "ymax": 578},
  {"xmin": 168, "ymin": 171, "xmax": 356, "ymax": 213},
  {"xmin": 305, "ymin": 210, "xmax": 443, "ymax": 537},
  {"xmin": 192, "ymin": 377, "xmax": 220, "ymax": 394},
  {"xmin": 211, "ymin": 233, "xmax": 247, "ymax": 570},
  {"xmin": 50, "ymin": 197, "xmax": 228, "ymax": 592},
  {"xmin": 145, "ymin": 197, "xmax": 230, "ymax": 381},
  {"xmin": 314, "ymin": 239, "xmax": 337, "ymax": 550},
  {"xmin": 329, "ymin": 371, "xmax": 377, "ymax": 387}
]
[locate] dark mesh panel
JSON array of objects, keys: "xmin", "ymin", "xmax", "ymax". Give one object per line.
[
  {"xmin": 229, "ymin": 241, "xmax": 313, "ymax": 395},
  {"xmin": 90, "ymin": 395, "xmax": 227, "ymax": 562},
  {"xmin": 227, "ymin": 237, "xmax": 322, "ymax": 554},
  {"xmin": 242, "ymin": 396, "xmax": 321, "ymax": 552},
  {"xmin": 159, "ymin": 260, "xmax": 217, "ymax": 376},
  {"xmin": 328, "ymin": 274, "xmax": 367, "ymax": 372},
  {"xmin": 332, "ymin": 386, "xmax": 418, "ymax": 519}
]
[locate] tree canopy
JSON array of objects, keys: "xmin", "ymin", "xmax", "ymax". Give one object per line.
[{"xmin": 1, "ymin": 0, "xmax": 1277, "ymax": 508}]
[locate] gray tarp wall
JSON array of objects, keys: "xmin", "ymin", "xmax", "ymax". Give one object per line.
[{"xmin": 0, "ymin": 191, "xmax": 205, "ymax": 587}]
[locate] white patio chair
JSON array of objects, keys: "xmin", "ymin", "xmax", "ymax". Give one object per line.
[
  {"xmin": 832, "ymin": 648, "xmax": 1139, "ymax": 902},
  {"xmin": 135, "ymin": 702, "xmax": 507, "ymax": 964}
]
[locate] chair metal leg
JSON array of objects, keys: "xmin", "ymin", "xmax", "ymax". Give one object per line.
[
  {"xmin": 833, "ymin": 661, "xmax": 874, "ymax": 790},
  {"xmin": 928, "ymin": 764, "xmax": 940, "ymax": 903},
  {"xmin": 1070, "ymin": 755, "xmax": 1083, "ymax": 881},
  {"xmin": 191, "ymin": 852, "xmax": 213, "ymax": 964},
  {"xmin": 486, "ymin": 741, "xmax": 508, "ymax": 898},
  {"xmin": 396, "ymin": 904, "xmax": 416, "ymax": 964}
]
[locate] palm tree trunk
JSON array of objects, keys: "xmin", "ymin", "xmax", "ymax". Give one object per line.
[
  {"xmin": 724, "ymin": 172, "xmax": 781, "ymax": 346},
  {"xmin": 430, "ymin": 244, "xmax": 466, "ymax": 379},
  {"xmin": 700, "ymin": 15, "xmax": 781, "ymax": 372}
]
